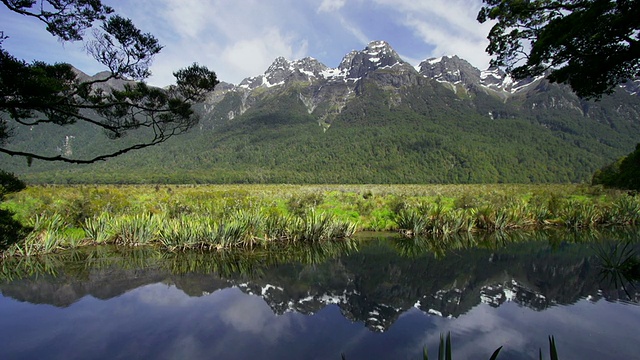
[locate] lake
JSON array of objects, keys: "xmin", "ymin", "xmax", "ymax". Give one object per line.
[{"xmin": 1, "ymin": 230, "xmax": 639, "ymax": 359}]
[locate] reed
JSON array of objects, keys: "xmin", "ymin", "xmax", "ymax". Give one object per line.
[
  {"xmin": 157, "ymin": 215, "xmax": 213, "ymax": 251},
  {"xmin": 558, "ymin": 201, "xmax": 601, "ymax": 228},
  {"xmin": 83, "ymin": 212, "xmax": 113, "ymax": 244},
  {"xmin": 2, "ymin": 184, "xmax": 637, "ymax": 257},
  {"xmin": 611, "ymin": 196, "xmax": 640, "ymax": 225},
  {"xmin": 111, "ymin": 213, "xmax": 159, "ymax": 246},
  {"xmin": 288, "ymin": 210, "xmax": 347, "ymax": 243},
  {"xmin": 5, "ymin": 214, "xmax": 66, "ymax": 257},
  {"xmin": 595, "ymin": 242, "xmax": 640, "ymax": 298}
]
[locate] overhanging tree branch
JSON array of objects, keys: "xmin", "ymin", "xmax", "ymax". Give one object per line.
[
  {"xmin": 1, "ymin": 0, "xmax": 219, "ymax": 164},
  {"xmin": 478, "ymin": 0, "xmax": 640, "ymax": 99},
  {"xmin": 1, "ymin": 0, "xmax": 113, "ymax": 41},
  {"xmin": 0, "ymin": 134, "xmax": 171, "ymax": 164}
]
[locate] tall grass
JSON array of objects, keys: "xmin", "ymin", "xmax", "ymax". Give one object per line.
[
  {"xmin": 344, "ymin": 332, "xmax": 558, "ymax": 360},
  {"xmin": 0, "ymin": 208, "xmax": 359, "ymax": 257},
  {"xmin": 5, "ymin": 214, "xmax": 65, "ymax": 257},
  {"xmin": 83, "ymin": 213, "xmax": 113, "ymax": 244},
  {"xmin": 2, "ymin": 184, "xmax": 639, "ymax": 257},
  {"xmin": 288, "ymin": 210, "xmax": 358, "ymax": 243},
  {"xmin": 595, "ymin": 242, "xmax": 640, "ymax": 298},
  {"xmin": 111, "ymin": 213, "xmax": 159, "ymax": 246},
  {"xmin": 395, "ymin": 194, "xmax": 640, "ymax": 238}
]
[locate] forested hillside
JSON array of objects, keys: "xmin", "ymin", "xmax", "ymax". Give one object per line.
[{"xmin": 3, "ymin": 42, "xmax": 640, "ymax": 184}]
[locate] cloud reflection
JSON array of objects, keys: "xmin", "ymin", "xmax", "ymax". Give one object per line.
[
  {"xmin": 401, "ymin": 300, "xmax": 640, "ymax": 360},
  {"xmin": 218, "ymin": 290, "xmax": 302, "ymax": 343}
]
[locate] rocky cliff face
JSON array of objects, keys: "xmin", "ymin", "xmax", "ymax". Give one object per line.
[{"xmin": 200, "ymin": 40, "xmax": 639, "ymax": 130}]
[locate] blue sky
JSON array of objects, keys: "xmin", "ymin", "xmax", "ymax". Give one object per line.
[{"xmin": 1, "ymin": 0, "xmax": 495, "ymax": 86}]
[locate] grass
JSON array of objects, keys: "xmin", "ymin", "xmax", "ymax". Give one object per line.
[
  {"xmin": 595, "ymin": 241, "xmax": 640, "ymax": 298},
  {"xmin": 1, "ymin": 184, "xmax": 638, "ymax": 257},
  {"xmin": 1, "ymin": 207, "xmax": 358, "ymax": 257},
  {"xmin": 0, "ymin": 238, "xmax": 360, "ymax": 282},
  {"xmin": 343, "ymin": 332, "xmax": 559, "ymax": 360}
]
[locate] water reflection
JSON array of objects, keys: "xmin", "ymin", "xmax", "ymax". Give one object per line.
[{"xmin": 0, "ymin": 230, "xmax": 639, "ymax": 359}]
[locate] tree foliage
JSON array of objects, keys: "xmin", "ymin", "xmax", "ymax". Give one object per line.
[
  {"xmin": 478, "ymin": 0, "xmax": 640, "ymax": 99},
  {"xmin": 9, "ymin": 78, "xmax": 639, "ymax": 185},
  {"xmin": 0, "ymin": 0, "xmax": 219, "ymax": 163},
  {"xmin": 0, "ymin": 169, "xmax": 27, "ymax": 249},
  {"xmin": 592, "ymin": 143, "xmax": 640, "ymax": 190}
]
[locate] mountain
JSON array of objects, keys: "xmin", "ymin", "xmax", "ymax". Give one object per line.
[
  {"xmin": 3, "ymin": 40, "xmax": 640, "ymax": 184},
  {"xmin": 1, "ymin": 236, "xmax": 636, "ymax": 332}
]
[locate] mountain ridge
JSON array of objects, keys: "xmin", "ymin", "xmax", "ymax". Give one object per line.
[
  {"xmin": 3, "ymin": 40, "xmax": 640, "ymax": 184},
  {"xmin": 216, "ymin": 40, "xmax": 637, "ymax": 101}
]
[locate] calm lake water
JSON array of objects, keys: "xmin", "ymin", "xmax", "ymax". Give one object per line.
[{"xmin": 1, "ymin": 230, "xmax": 639, "ymax": 360}]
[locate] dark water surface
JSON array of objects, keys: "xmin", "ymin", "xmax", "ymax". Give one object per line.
[{"xmin": 1, "ymin": 230, "xmax": 639, "ymax": 359}]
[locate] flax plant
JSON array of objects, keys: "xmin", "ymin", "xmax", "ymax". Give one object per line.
[
  {"xmin": 263, "ymin": 212, "xmax": 294, "ymax": 241},
  {"xmin": 3, "ymin": 184, "xmax": 638, "ymax": 258},
  {"xmin": 558, "ymin": 201, "xmax": 601, "ymax": 228},
  {"xmin": 6, "ymin": 214, "xmax": 65, "ymax": 257},
  {"xmin": 395, "ymin": 209, "xmax": 426, "ymax": 236},
  {"xmin": 111, "ymin": 213, "xmax": 159, "ymax": 246},
  {"xmin": 215, "ymin": 216, "xmax": 252, "ymax": 249},
  {"xmin": 288, "ymin": 210, "xmax": 357, "ymax": 243},
  {"xmin": 157, "ymin": 215, "xmax": 213, "ymax": 251},
  {"xmin": 83, "ymin": 213, "xmax": 114, "ymax": 244},
  {"xmin": 612, "ymin": 196, "xmax": 640, "ymax": 225}
]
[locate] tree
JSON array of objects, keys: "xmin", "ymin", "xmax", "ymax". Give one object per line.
[
  {"xmin": 478, "ymin": 0, "xmax": 640, "ymax": 99},
  {"xmin": 592, "ymin": 143, "xmax": 640, "ymax": 190},
  {"xmin": 0, "ymin": 169, "xmax": 27, "ymax": 249},
  {"xmin": 0, "ymin": 0, "xmax": 219, "ymax": 164}
]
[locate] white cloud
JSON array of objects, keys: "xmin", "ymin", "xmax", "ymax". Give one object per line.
[
  {"xmin": 159, "ymin": 0, "xmax": 220, "ymax": 39},
  {"xmin": 395, "ymin": 306, "xmax": 527, "ymax": 359},
  {"xmin": 129, "ymin": 0, "xmax": 312, "ymax": 85},
  {"xmin": 221, "ymin": 28, "xmax": 309, "ymax": 82},
  {"xmin": 374, "ymin": 0, "xmax": 486, "ymax": 35},
  {"xmin": 336, "ymin": 14, "xmax": 371, "ymax": 46},
  {"xmin": 145, "ymin": 41, "xmax": 223, "ymax": 86},
  {"xmin": 162, "ymin": 335, "xmax": 209, "ymax": 360},
  {"xmin": 218, "ymin": 292, "xmax": 302, "ymax": 344},
  {"xmin": 404, "ymin": 15, "xmax": 492, "ymax": 67},
  {"xmin": 1, "ymin": 0, "xmax": 498, "ymax": 86},
  {"xmin": 318, "ymin": 0, "xmax": 347, "ymax": 12},
  {"xmin": 371, "ymin": 0, "xmax": 494, "ymax": 69}
]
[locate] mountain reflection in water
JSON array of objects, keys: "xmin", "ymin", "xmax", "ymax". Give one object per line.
[{"xmin": 1, "ymin": 229, "xmax": 639, "ymax": 359}]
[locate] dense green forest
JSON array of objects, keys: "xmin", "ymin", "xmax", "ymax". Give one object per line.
[
  {"xmin": 593, "ymin": 144, "xmax": 640, "ymax": 190},
  {"xmin": 2, "ymin": 76, "xmax": 640, "ymax": 185}
]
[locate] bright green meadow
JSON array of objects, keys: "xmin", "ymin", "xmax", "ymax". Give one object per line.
[{"xmin": 2, "ymin": 183, "xmax": 639, "ymax": 257}]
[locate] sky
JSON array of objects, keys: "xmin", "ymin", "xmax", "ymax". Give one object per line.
[{"xmin": 0, "ymin": 0, "xmax": 495, "ymax": 87}]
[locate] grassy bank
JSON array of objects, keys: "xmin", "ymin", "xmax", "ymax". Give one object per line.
[{"xmin": 1, "ymin": 184, "xmax": 638, "ymax": 257}]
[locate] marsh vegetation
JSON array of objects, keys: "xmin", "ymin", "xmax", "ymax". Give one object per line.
[{"xmin": 1, "ymin": 184, "xmax": 639, "ymax": 257}]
